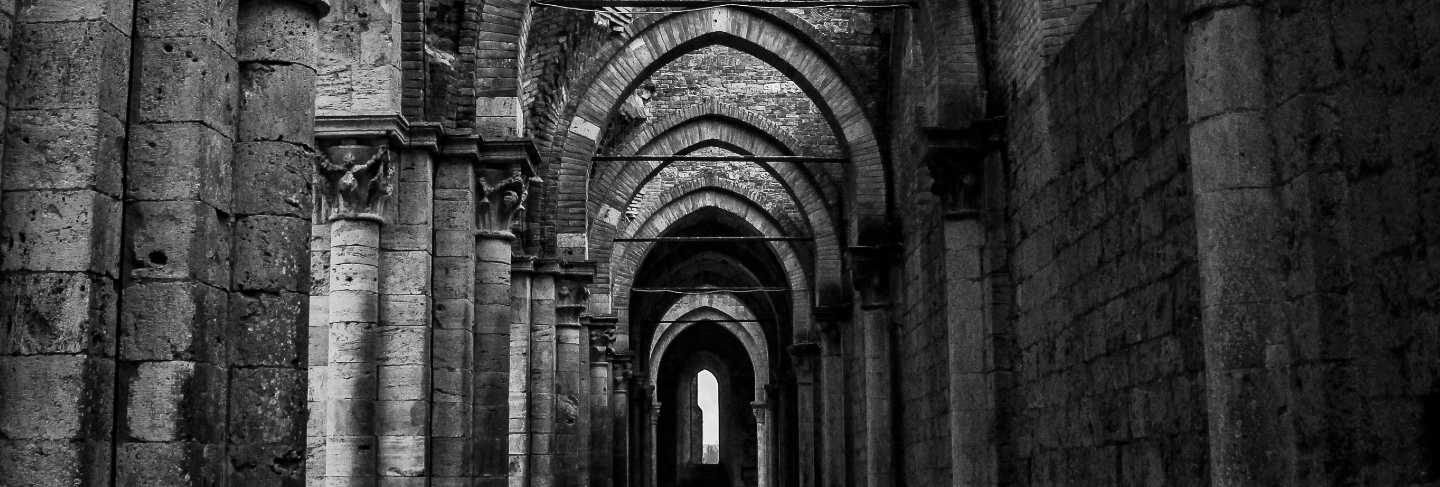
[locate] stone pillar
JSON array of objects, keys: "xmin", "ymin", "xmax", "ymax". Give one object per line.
[
  {"xmin": 588, "ymin": 321, "xmax": 617, "ymax": 487},
  {"xmin": 815, "ymin": 309, "xmax": 848, "ymax": 487},
  {"xmin": 529, "ymin": 260, "xmax": 560, "ymax": 487},
  {"xmin": 0, "ymin": 0, "xmax": 132, "ymax": 483},
  {"xmin": 851, "ymin": 249, "xmax": 894, "ymax": 487},
  {"xmin": 647, "ymin": 399, "xmax": 661, "ymax": 487},
  {"xmin": 753, "ymin": 401, "xmax": 772, "ymax": 487},
  {"xmin": 432, "ymin": 158, "xmax": 479, "ymax": 484},
  {"xmin": 555, "ymin": 275, "xmax": 590, "ymax": 487},
  {"xmin": 923, "ymin": 124, "xmax": 1002, "ymax": 487},
  {"xmin": 789, "ymin": 342, "xmax": 821, "ymax": 487},
  {"xmin": 114, "ymin": 0, "xmax": 241, "ymax": 483},
  {"xmin": 475, "ymin": 165, "xmax": 531, "ymax": 487},
  {"xmin": 611, "ymin": 355, "xmax": 635, "ymax": 487},
  {"xmin": 377, "ymin": 150, "xmax": 434, "ymax": 482},
  {"xmin": 509, "ymin": 257, "xmax": 536, "ymax": 487},
  {"xmin": 318, "ymin": 141, "xmax": 393, "ymax": 485},
  {"xmin": 229, "ymin": 1, "xmax": 327, "ymax": 484},
  {"xmin": 1184, "ymin": 4, "xmax": 1294, "ymax": 486}
]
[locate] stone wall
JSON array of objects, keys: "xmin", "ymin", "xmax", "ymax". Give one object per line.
[
  {"xmin": 1000, "ymin": 1, "xmax": 1207, "ymax": 485},
  {"xmin": 1265, "ymin": 2, "xmax": 1440, "ymax": 484}
]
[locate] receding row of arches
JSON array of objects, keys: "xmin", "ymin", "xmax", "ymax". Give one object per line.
[{"xmin": 546, "ymin": 5, "xmax": 891, "ymax": 487}]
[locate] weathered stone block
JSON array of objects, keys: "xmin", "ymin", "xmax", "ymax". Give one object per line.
[
  {"xmin": 324, "ymin": 398, "xmax": 373, "ymax": 435},
  {"xmin": 380, "ymin": 294, "xmax": 428, "ymax": 328},
  {"xmin": 126, "ymin": 122, "xmax": 234, "ymax": 209},
  {"xmin": 236, "ymin": 62, "xmax": 316, "ymax": 143},
  {"xmin": 116, "ymin": 442, "xmax": 225, "ymax": 487},
  {"xmin": 325, "ymin": 435, "xmax": 379, "ymax": 477},
  {"xmin": 118, "ymin": 361, "xmax": 226, "ymax": 442},
  {"xmin": 380, "ymin": 224, "xmax": 430, "ymax": 251},
  {"xmin": 227, "ymin": 443, "xmax": 306, "ymax": 486},
  {"xmin": 329, "ymin": 289, "xmax": 379, "ymax": 323},
  {"xmin": 428, "ymin": 437, "xmax": 473, "ymax": 477},
  {"xmin": 125, "ymin": 200, "xmax": 232, "ymax": 286},
  {"xmin": 433, "ymin": 298, "xmax": 472, "ymax": 329},
  {"xmin": 0, "ymin": 272, "xmax": 116, "ymax": 355},
  {"xmin": 378, "ymin": 364, "xmax": 427, "ymax": 400},
  {"xmin": 331, "ymin": 262, "xmax": 378, "ymax": 293},
  {"xmin": 233, "ymin": 141, "xmax": 314, "ymax": 218},
  {"xmin": 0, "ymin": 190, "xmax": 121, "ymax": 276},
  {"xmin": 228, "ymin": 290, "xmax": 306, "ymax": 367},
  {"xmin": 396, "ymin": 181, "xmax": 432, "ymax": 225},
  {"xmin": 10, "ymin": 21, "xmax": 131, "ymax": 116},
  {"xmin": 0, "ymin": 439, "xmax": 112, "ymax": 486},
  {"xmin": 376, "ymin": 400, "xmax": 427, "ymax": 437},
  {"xmin": 237, "ymin": 0, "xmax": 319, "ymax": 66},
  {"xmin": 135, "ymin": 0, "xmax": 238, "ymax": 51},
  {"xmin": 15, "ymin": 0, "xmax": 132, "ymax": 31},
  {"xmin": 120, "ymin": 281, "xmax": 227, "ymax": 363},
  {"xmin": 232, "ymin": 215, "xmax": 310, "ymax": 292},
  {"xmin": 429, "ymin": 401, "xmax": 470, "ymax": 437},
  {"xmin": 378, "ymin": 435, "xmax": 427, "ymax": 476},
  {"xmin": 133, "ymin": 37, "xmax": 237, "ymax": 131},
  {"xmin": 430, "ymin": 329, "xmax": 471, "ymax": 371},
  {"xmin": 229, "ymin": 367, "xmax": 306, "ymax": 444},
  {"xmin": 3, "ymin": 108, "xmax": 124, "ymax": 195},
  {"xmin": 381, "ymin": 251, "xmax": 430, "ymax": 295},
  {"xmin": 0, "ymin": 355, "xmax": 114, "ymax": 440},
  {"xmin": 430, "ymin": 367, "xmax": 470, "ymax": 404},
  {"xmin": 377, "ymin": 326, "xmax": 426, "ymax": 365},
  {"xmin": 433, "ymin": 230, "xmax": 471, "ymax": 257}
]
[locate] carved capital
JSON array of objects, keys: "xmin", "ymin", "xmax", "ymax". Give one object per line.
[
  {"xmin": 587, "ymin": 315, "xmax": 618, "ymax": 362},
  {"xmin": 475, "ymin": 165, "xmax": 537, "ymax": 237},
  {"xmin": 922, "ymin": 120, "xmax": 1004, "ymax": 219},
  {"xmin": 848, "ymin": 244, "xmax": 898, "ymax": 308},
  {"xmin": 316, "ymin": 139, "xmax": 394, "ymax": 222},
  {"xmin": 788, "ymin": 342, "xmax": 821, "ymax": 376}
]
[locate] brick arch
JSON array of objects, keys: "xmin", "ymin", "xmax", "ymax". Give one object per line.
[
  {"xmin": 609, "ymin": 189, "xmax": 812, "ymax": 343},
  {"xmin": 590, "ymin": 114, "xmax": 846, "ymax": 304},
  {"xmin": 614, "ymin": 99, "xmax": 803, "ymax": 156},
  {"xmin": 544, "ymin": 7, "xmax": 890, "ymax": 248},
  {"xmin": 650, "ymin": 302, "xmax": 771, "ymax": 396},
  {"xmin": 596, "ymin": 177, "xmax": 810, "ymax": 284},
  {"xmin": 620, "ymin": 176, "xmax": 809, "ymax": 253}
]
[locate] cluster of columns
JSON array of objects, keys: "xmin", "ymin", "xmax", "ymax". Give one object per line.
[
  {"xmin": 304, "ymin": 130, "xmax": 632, "ymax": 487},
  {"xmin": 0, "ymin": 0, "xmax": 325, "ymax": 485}
]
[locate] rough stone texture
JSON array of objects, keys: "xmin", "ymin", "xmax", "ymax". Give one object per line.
[
  {"xmin": 1261, "ymin": 2, "xmax": 1440, "ymax": 485},
  {"xmin": 2, "ymin": 1, "xmax": 1438, "ymax": 487}
]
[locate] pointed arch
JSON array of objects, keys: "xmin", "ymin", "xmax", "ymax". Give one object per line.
[{"xmin": 545, "ymin": 7, "xmax": 890, "ymax": 249}]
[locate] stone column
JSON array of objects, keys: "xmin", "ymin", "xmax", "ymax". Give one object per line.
[
  {"xmin": 509, "ymin": 257, "xmax": 536, "ymax": 487},
  {"xmin": 0, "ymin": 1, "xmax": 131, "ymax": 484},
  {"xmin": 318, "ymin": 141, "xmax": 393, "ymax": 485},
  {"xmin": 1184, "ymin": 4, "xmax": 1294, "ymax": 486},
  {"xmin": 432, "ymin": 158, "xmax": 479, "ymax": 484},
  {"xmin": 851, "ymin": 250, "xmax": 894, "ymax": 487},
  {"xmin": 529, "ymin": 260, "xmax": 560, "ymax": 487},
  {"xmin": 588, "ymin": 321, "xmax": 617, "ymax": 487},
  {"xmin": 229, "ymin": 1, "xmax": 327, "ymax": 484},
  {"xmin": 815, "ymin": 309, "xmax": 848, "ymax": 487},
  {"xmin": 647, "ymin": 399, "xmax": 662, "ymax": 487},
  {"xmin": 923, "ymin": 125, "xmax": 1002, "ymax": 487},
  {"xmin": 789, "ymin": 342, "xmax": 821, "ymax": 487},
  {"xmin": 115, "ymin": 0, "xmax": 241, "ymax": 483},
  {"xmin": 377, "ymin": 150, "xmax": 434, "ymax": 482},
  {"xmin": 611, "ymin": 354, "xmax": 635, "ymax": 487},
  {"xmin": 753, "ymin": 401, "xmax": 772, "ymax": 487},
  {"xmin": 555, "ymin": 275, "xmax": 590, "ymax": 487},
  {"xmin": 476, "ymin": 166, "xmax": 532, "ymax": 487}
]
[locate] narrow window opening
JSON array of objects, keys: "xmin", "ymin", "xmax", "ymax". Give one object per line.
[{"xmin": 697, "ymin": 369, "xmax": 720, "ymax": 464}]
